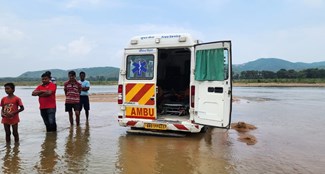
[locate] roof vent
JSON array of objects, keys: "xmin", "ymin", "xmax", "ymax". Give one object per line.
[
  {"xmin": 179, "ymin": 36, "xmax": 187, "ymax": 42},
  {"xmin": 130, "ymin": 39, "xmax": 138, "ymax": 45}
]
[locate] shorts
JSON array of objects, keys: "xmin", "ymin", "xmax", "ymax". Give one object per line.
[
  {"xmin": 65, "ymin": 103, "xmax": 80, "ymax": 112},
  {"xmin": 79, "ymin": 95, "xmax": 90, "ymax": 111}
]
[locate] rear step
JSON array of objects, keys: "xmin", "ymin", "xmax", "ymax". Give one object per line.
[{"xmin": 127, "ymin": 129, "xmax": 186, "ymax": 137}]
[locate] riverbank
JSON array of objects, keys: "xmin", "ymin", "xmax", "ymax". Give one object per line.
[
  {"xmin": 55, "ymin": 82, "xmax": 325, "ymax": 102},
  {"xmin": 56, "ymin": 93, "xmax": 117, "ymax": 102},
  {"xmin": 233, "ymin": 82, "xmax": 325, "ymax": 87},
  {"xmin": 56, "ymin": 93, "xmax": 244, "ymax": 103}
]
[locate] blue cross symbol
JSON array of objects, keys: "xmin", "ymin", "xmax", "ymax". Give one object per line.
[{"xmin": 132, "ymin": 61, "xmax": 147, "ymax": 76}]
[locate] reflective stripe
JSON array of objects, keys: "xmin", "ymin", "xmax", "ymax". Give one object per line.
[
  {"xmin": 125, "ymin": 83, "xmax": 155, "ymax": 105},
  {"xmin": 173, "ymin": 124, "xmax": 189, "ymax": 130},
  {"xmin": 126, "ymin": 121, "xmax": 137, "ymax": 126}
]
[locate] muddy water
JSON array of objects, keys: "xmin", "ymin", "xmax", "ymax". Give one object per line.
[{"xmin": 0, "ymin": 86, "xmax": 324, "ymax": 173}]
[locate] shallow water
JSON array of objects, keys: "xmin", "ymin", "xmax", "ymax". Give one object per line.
[{"xmin": 0, "ymin": 86, "xmax": 324, "ymax": 173}]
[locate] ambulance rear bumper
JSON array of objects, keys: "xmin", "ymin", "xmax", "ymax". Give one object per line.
[{"xmin": 118, "ymin": 118, "xmax": 202, "ymax": 133}]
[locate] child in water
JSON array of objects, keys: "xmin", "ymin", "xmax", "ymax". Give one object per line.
[{"xmin": 1, "ymin": 83, "xmax": 24, "ymax": 143}]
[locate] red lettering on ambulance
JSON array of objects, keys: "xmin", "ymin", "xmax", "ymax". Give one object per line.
[
  {"xmin": 136, "ymin": 108, "xmax": 142, "ymax": 115},
  {"xmin": 131, "ymin": 108, "xmax": 136, "ymax": 115},
  {"xmin": 149, "ymin": 108, "xmax": 154, "ymax": 116},
  {"xmin": 143, "ymin": 108, "xmax": 148, "ymax": 116},
  {"xmin": 130, "ymin": 108, "xmax": 154, "ymax": 117}
]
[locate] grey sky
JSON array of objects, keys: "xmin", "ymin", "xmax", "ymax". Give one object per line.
[{"xmin": 1, "ymin": 0, "xmax": 324, "ymax": 77}]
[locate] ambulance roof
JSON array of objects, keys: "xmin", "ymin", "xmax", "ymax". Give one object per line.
[{"xmin": 127, "ymin": 33, "xmax": 199, "ymax": 48}]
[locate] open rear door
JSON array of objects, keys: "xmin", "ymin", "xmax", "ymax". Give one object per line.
[
  {"xmin": 123, "ymin": 48, "xmax": 157, "ymax": 120},
  {"xmin": 193, "ymin": 41, "xmax": 232, "ymax": 128}
]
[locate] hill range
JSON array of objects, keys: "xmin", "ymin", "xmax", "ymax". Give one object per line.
[
  {"xmin": 18, "ymin": 66, "xmax": 119, "ymax": 79},
  {"xmin": 233, "ymin": 58, "xmax": 325, "ymax": 73},
  {"xmin": 6, "ymin": 58, "xmax": 325, "ymax": 79}
]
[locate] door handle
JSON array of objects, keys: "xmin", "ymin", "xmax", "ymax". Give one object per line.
[{"xmin": 208, "ymin": 87, "xmax": 223, "ymax": 93}]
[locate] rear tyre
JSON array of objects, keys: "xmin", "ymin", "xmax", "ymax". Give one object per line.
[{"xmin": 200, "ymin": 126, "xmax": 209, "ymax": 133}]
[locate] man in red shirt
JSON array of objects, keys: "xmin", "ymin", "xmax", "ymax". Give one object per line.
[
  {"xmin": 64, "ymin": 71, "xmax": 82, "ymax": 126},
  {"xmin": 32, "ymin": 72, "xmax": 57, "ymax": 132}
]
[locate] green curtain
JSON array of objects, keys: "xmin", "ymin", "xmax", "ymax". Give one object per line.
[{"xmin": 195, "ymin": 48, "xmax": 224, "ymax": 81}]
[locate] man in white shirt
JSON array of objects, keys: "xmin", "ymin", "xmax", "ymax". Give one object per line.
[{"xmin": 78, "ymin": 71, "xmax": 90, "ymax": 120}]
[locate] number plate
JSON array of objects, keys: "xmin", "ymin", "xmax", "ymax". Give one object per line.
[{"xmin": 144, "ymin": 123, "xmax": 167, "ymax": 130}]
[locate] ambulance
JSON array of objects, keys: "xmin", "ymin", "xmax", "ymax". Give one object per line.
[{"xmin": 117, "ymin": 33, "xmax": 232, "ymax": 134}]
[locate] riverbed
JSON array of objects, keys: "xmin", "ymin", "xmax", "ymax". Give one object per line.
[{"xmin": 0, "ymin": 86, "xmax": 324, "ymax": 173}]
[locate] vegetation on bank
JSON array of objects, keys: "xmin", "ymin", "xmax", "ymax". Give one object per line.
[
  {"xmin": 233, "ymin": 68, "xmax": 325, "ymax": 86},
  {"xmin": 233, "ymin": 68, "xmax": 325, "ymax": 80},
  {"xmin": 1, "ymin": 68, "xmax": 324, "ymax": 86},
  {"xmin": 1, "ymin": 78, "xmax": 324, "ymax": 87},
  {"xmin": 234, "ymin": 78, "xmax": 325, "ymax": 84},
  {"xmin": 0, "ymin": 78, "xmax": 118, "ymax": 86}
]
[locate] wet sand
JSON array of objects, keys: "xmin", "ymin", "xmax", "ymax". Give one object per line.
[
  {"xmin": 231, "ymin": 122, "xmax": 258, "ymax": 145},
  {"xmin": 1, "ymin": 86, "xmax": 324, "ymax": 173},
  {"xmin": 58, "ymin": 93, "xmax": 257, "ymax": 146},
  {"xmin": 57, "ymin": 93, "xmax": 244, "ymax": 103}
]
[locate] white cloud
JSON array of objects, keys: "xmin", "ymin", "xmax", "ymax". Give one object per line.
[
  {"xmin": 285, "ymin": 0, "xmax": 325, "ymax": 8},
  {"xmin": 234, "ymin": 25, "xmax": 325, "ymax": 64},
  {"xmin": 51, "ymin": 37, "xmax": 95, "ymax": 57},
  {"xmin": 129, "ymin": 24, "xmax": 202, "ymax": 38},
  {"xmin": 65, "ymin": 0, "xmax": 105, "ymax": 8},
  {"xmin": 301, "ymin": 0, "xmax": 324, "ymax": 8},
  {"xmin": 68, "ymin": 37, "xmax": 94, "ymax": 56},
  {"xmin": 0, "ymin": 26, "xmax": 24, "ymax": 41}
]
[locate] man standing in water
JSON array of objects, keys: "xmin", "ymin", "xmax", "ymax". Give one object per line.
[
  {"xmin": 32, "ymin": 72, "xmax": 57, "ymax": 132},
  {"xmin": 78, "ymin": 71, "xmax": 90, "ymax": 120},
  {"xmin": 64, "ymin": 71, "xmax": 82, "ymax": 126}
]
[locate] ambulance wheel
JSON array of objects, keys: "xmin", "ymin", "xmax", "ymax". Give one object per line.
[{"xmin": 200, "ymin": 126, "xmax": 209, "ymax": 133}]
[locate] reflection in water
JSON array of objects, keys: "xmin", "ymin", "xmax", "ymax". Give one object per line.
[
  {"xmin": 2, "ymin": 144, "xmax": 21, "ymax": 173},
  {"xmin": 64, "ymin": 122, "xmax": 90, "ymax": 173},
  {"xmin": 35, "ymin": 132, "xmax": 59, "ymax": 173},
  {"xmin": 0, "ymin": 87, "xmax": 323, "ymax": 173},
  {"xmin": 116, "ymin": 128, "xmax": 233, "ymax": 174}
]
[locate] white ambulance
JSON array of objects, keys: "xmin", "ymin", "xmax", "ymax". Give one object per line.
[{"xmin": 117, "ymin": 33, "xmax": 232, "ymax": 134}]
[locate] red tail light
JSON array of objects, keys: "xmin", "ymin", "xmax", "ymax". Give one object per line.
[
  {"xmin": 191, "ymin": 85, "xmax": 195, "ymax": 108},
  {"xmin": 118, "ymin": 84, "xmax": 123, "ymax": 104}
]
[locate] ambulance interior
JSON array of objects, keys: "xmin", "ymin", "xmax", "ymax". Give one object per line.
[{"xmin": 156, "ymin": 48, "xmax": 191, "ymax": 120}]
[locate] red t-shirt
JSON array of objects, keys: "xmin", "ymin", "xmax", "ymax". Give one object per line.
[
  {"xmin": 1, "ymin": 95, "xmax": 23, "ymax": 125},
  {"xmin": 35, "ymin": 82, "xmax": 56, "ymax": 109},
  {"xmin": 64, "ymin": 80, "xmax": 81, "ymax": 104}
]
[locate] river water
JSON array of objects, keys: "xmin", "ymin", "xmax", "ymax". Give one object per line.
[{"xmin": 0, "ymin": 86, "xmax": 324, "ymax": 174}]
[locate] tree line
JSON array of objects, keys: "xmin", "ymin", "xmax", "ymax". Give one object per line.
[
  {"xmin": 0, "ymin": 76, "xmax": 118, "ymax": 86},
  {"xmin": 233, "ymin": 68, "xmax": 325, "ymax": 80}
]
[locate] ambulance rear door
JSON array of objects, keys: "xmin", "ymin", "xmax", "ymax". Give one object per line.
[
  {"xmin": 193, "ymin": 41, "xmax": 232, "ymax": 128},
  {"xmin": 123, "ymin": 48, "xmax": 157, "ymax": 120}
]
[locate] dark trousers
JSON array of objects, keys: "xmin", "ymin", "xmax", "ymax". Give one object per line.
[{"xmin": 40, "ymin": 108, "xmax": 57, "ymax": 132}]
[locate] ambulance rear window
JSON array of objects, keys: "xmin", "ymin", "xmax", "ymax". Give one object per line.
[{"xmin": 126, "ymin": 55, "xmax": 154, "ymax": 80}]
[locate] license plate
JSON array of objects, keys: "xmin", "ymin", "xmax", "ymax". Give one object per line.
[{"xmin": 144, "ymin": 123, "xmax": 167, "ymax": 130}]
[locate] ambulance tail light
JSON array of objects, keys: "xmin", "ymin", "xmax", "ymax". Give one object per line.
[
  {"xmin": 191, "ymin": 85, "xmax": 195, "ymax": 108},
  {"xmin": 118, "ymin": 84, "xmax": 123, "ymax": 104}
]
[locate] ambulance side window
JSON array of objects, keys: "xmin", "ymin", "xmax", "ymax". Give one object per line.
[
  {"xmin": 126, "ymin": 55, "xmax": 154, "ymax": 80},
  {"xmin": 195, "ymin": 48, "xmax": 227, "ymax": 81}
]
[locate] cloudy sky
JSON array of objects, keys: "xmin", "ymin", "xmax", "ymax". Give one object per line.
[{"xmin": 1, "ymin": 0, "xmax": 324, "ymax": 77}]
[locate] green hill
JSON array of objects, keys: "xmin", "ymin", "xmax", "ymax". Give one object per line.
[
  {"xmin": 3, "ymin": 58, "xmax": 325, "ymax": 81},
  {"xmin": 18, "ymin": 66, "xmax": 119, "ymax": 79},
  {"xmin": 233, "ymin": 58, "xmax": 325, "ymax": 72}
]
